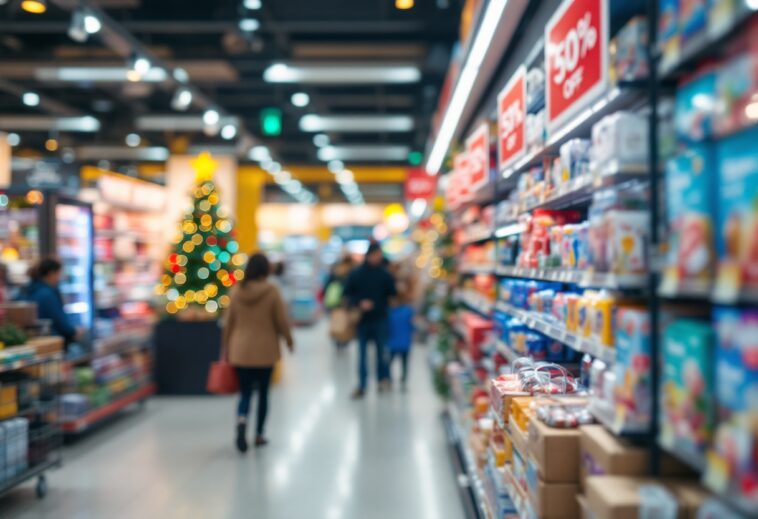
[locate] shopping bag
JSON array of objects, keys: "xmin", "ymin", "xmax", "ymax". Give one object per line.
[
  {"xmin": 206, "ymin": 360, "xmax": 239, "ymax": 394},
  {"xmin": 324, "ymin": 281, "xmax": 343, "ymax": 309},
  {"xmin": 329, "ymin": 308, "xmax": 355, "ymax": 342}
]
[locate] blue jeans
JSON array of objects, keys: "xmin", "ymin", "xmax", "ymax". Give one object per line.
[
  {"xmin": 357, "ymin": 319, "xmax": 389, "ymax": 390},
  {"xmin": 236, "ymin": 367, "xmax": 273, "ymax": 436}
]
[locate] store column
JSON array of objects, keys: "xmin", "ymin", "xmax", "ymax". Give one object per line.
[
  {"xmin": 236, "ymin": 166, "xmax": 267, "ymax": 254},
  {"xmin": 0, "ymin": 133, "xmax": 10, "ymax": 187}
]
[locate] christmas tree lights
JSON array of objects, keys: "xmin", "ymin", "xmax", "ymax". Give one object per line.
[{"xmin": 156, "ymin": 152, "xmax": 247, "ymax": 315}]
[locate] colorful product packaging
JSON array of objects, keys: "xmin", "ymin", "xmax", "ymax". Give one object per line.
[
  {"xmin": 590, "ymin": 111, "xmax": 649, "ymax": 172},
  {"xmin": 612, "ymin": 307, "xmax": 652, "ymax": 433},
  {"xmin": 605, "ymin": 210, "xmax": 649, "ymax": 275},
  {"xmin": 675, "ymin": 69, "xmax": 718, "ymax": 142}
]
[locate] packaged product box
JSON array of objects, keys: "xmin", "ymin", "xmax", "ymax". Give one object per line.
[
  {"xmin": 26, "ymin": 336, "xmax": 64, "ymax": 356},
  {"xmin": 579, "ymin": 425, "xmax": 648, "ymax": 491},
  {"xmin": 605, "ymin": 210, "xmax": 649, "ymax": 275},
  {"xmin": 658, "ymin": 0, "xmax": 680, "ymax": 68},
  {"xmin": 0, "ymin": 303, "xmax": 37, "ymax": 328},
  {"xmin": 576, "ymin": 493, "xmax": 592, "ymax": 519},
  {"xmin": 527, "ymin": 469, "xmax": 579, "ymax": 519},
  {"xmin": 675, "ymin": 70, "xmax": 717, "ymax": 142},
  {"xmin": 715, "ymin": 124, "xmax": 758, "ymax": 300},
  {"xmin": 527, "ymin": 416, "xmax": 580, "ymax": 483},
  {"xmin": 590, "ymin": 112, "xmax": 648, "ymax": 171},
  {"xmin": 660, "ymin": 319, "xmax": 715, "ymax": 460},
  {"xmin": 508, "ymin": 417, "xmax": 529, "ymax": 460},
  {"xmin": 612, "ymin": 307, "xmax": 652, "ymax": 433},
  {"xmin": 663, "ymin": 144, "xmax": 716, "ymax": 287},
  {"xmin": 613, "ymin": 18, "xmax": 649, "ymax": 83},
  {"xmin": 489, "ymin": 375, "xmax": 528, "ymax": 425},
  {"xmin": 585, "ymin": 476, "xmax": 710, "ymax": 519}
]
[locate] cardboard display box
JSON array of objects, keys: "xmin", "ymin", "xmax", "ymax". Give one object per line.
[
  {"xmin": 0, "ymin": 303, "xmax": 37, "ymax": 328},
  {"xmin": 509, "ymin": 415, "xmax": 529, "ymax": 459},
  {"xmin": 585, "ymin": 476, "xmax": 710, "ymax": 519},
  {"xmin": 528, "ymin": 416, "xmax": 581, "ymax": 483},
  {"xmin": 577, "ymin": 494, "xmax": 594, "ymax": 519},
  {"xmin": 528, "ymin": 476, "xmax": 580, "ymax": 519},
  {"xmin": 26, "ymin": 336, "xmax": 64, "ymax": 356}
]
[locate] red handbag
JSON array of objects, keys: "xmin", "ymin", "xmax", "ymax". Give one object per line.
[{"xmin": 206, "ymin": 351, "xmax": 239, "ymax": 394}]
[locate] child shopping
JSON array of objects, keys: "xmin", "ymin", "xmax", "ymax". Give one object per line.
[{"xmin": 387, "ymin": 296, "xmax": 415, "ymax": 390}]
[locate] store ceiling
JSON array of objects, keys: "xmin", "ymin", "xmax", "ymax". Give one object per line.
[{"xmin": 0, "ymin": 0, "xmax": 461, "ymax": 170}]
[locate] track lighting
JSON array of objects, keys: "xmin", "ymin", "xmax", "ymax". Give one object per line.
[
  {"xmin": 20, "ymin": 0, "xmax": 46, "ymax": 14},
  {"xmin": 171, "ymin": 88, "xmax": 193, "ymax": 111}
]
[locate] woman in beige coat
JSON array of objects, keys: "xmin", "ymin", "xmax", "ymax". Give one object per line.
[{"xmin": 223, "ymin": 253, "xmax": 294, "ymax": 452}]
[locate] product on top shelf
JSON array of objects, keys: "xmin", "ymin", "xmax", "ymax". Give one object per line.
[
  {"xmin": 611, "ymin": 16, "xmax": 649, "ymax": 83},
  {"xmin": 590, "ymin": 112, "xmax": 649, "ymax": 172},
  {"xmin": 663, "ymin": 144, "xmax": 716, "ymax": 286},
  {"xmin": 675, "ymin": 69, "xmax": 718, "ymax": 142},
  {"xmin": 714, "ymin": 18, "xmax": 758, "ymax": 137},
  {"xmin": 658, "ymin": 0, "xmax": 680, "ymax": 64},
  {"xmin": 660, "ymin": 319, "xmax": 715, "ymax": 460},
  {"xmin": 715, "ymin": 124, "xmax": 758, "ymax": 297}
]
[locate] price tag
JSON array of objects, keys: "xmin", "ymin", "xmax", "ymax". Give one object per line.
[
  {"xmin": 497, "ymin": 66, "xmax": 527, "ymax": 171},
  {"xmin": 545, "ymin": 0, "xmax": 608, "ymax": 132},
  {"xmin": 465, "ymin": 123, "xmax": 490, "ymax": 193}
]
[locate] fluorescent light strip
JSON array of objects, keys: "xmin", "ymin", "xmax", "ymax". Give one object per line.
[
  {"xmin": 318, "ymin": 145, "xmax": 410, "ymax": 161},
  {"xmin": 425, "ymin": 0, "xmax": 509, "ymax": 175},
  {"xmin": 36, "ymin": 67, "xmax": 168, "ymax": 83},
  {"xmin": 0, "ymin": 116, "xmax": 100, "ymax": 132},
  {"xmin": 136, "ymin": 115, "xmax": 239, "ymax": 131},
  {"xmin": 76, "ymin": 146, "xmax": 169, "ymax": 161},
  {"xmin": 264, "ymin": 63, "xmax": 421, "ymax": 84},
  {"xmin": 300, "ymin": 115, "xmax": 414, "ymax": 133}
]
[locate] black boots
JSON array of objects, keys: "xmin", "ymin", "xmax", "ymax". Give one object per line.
[{"xmin": 236, "ymin": 422, "xmax": 248, "ymax": 453}]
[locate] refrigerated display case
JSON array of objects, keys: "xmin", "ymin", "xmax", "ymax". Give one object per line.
[{"xmin": 282, "ymin": 235, "xmax": 321, "ymax": 325}]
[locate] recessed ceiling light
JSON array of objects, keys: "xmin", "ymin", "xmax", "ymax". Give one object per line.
[
  {"xmin": 264, "ymin": 63, "xmax": 421, "ymax": 84},
  {"xmin": 20, "ymin": 0, "xmax": 46, "ymax": 14},
  {"xmin": 83, "ymin": 12, "xmax": 101, "ymax": 34},
  {"xmin": 243, "ymin": 0, "xmax": 262, "ymax": 9},
  {"xmin": 291, "ymin": 92, "xmax": 310, "ymax": 108},
  {"xmin": 221, "ymin": 124, "xmax": 238, "ymax": 140},
  {"xmin": 171, "ymin": 88, "xmax": 193, "ymax": 111},
  {"xmin": 396, "ymin": 0, "xmax": 414, "ymax": 8},
  {"xmin": 132, "ymin": 56, "xmax": 151, "ymax": 75},
  {"xmin": 22, "ymin": 92, "xmax": 40, "ymax": 107},
  {"xmin": 45, "ymin": 138, "xmax": 59, "ymax": 152},
  {"xmin": 313, "ymin": 134, "xmax": 329, "ymax": 147},
  {"xmin": 6, "ymin": 133, "xmax": 20, "ymax": 147},
  {"xmin": 203, "ymin": 109, "xmax": 220, "ymax": 126},
  {"xmin": 249, "ymin": 145, "xmax": 271, "ymax": 161},
  {"xmin": 125, "ymin": 133, "xmax": 141, "ymax": 147},
  {"xmin": 239, "ymin": 18, "xmax": 260, "ymax": 32}
]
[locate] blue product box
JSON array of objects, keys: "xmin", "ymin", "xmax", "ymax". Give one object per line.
[
  {"xmin": 675, "ymin": 70, "xmax": 717, "ymax": 142},
  {"xmin": 714, "ymin": 307, "xmax": 758, "ymax": 415}
]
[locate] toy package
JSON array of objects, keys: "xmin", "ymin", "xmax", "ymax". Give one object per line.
[
  {"xmin": 675, "ymin": 70, "xmax": 718, "ymax": 142},
  {"xmin": 663, "ymin": 144, "xmax": 716, "ymax": 284},
  {"xmin": 715, "ymin": 125, "xmax": 758, "ymax": 299},
  {"xmin": 590, "ymin": 111, "xmax": 649, "ymax": 172},
  {"xmin": 660, "ymin": 319, "xmax": 715, "ymax": 459},
  {"xmin": 612, "ymin": 307, "xmax": 652, "ymax": 433}
]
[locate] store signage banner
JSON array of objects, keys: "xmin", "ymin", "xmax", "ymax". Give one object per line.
[
  {"xmin": 497, "ymin": 65, "xmax": 527, "ymax": 171},
  {"xmin": 404, "ymin": 167, "xmax": 437, "ymax": 201},
  {"xmin": 545, "ymin": 0, "xmax": 608, "ymax": 131},
  {"xmin": 466, "ymin": 123, "xmax": 489, "ymax": 193}
]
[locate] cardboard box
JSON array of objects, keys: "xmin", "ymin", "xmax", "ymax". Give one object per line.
[
  {"xmin": 528, "ymin": 476, "xmax": 580, "ymax": 519},
  {"xmin": 26, "ymin": 336, "xmax": 64, "ymax": 356},
  {"xmin": 528, "ymin": 416, "xmax": 581, "ymax": 483},
  {"xmin": 586, "ymin": 476, "xmax": 710, "ymax": 519},
  {"xmin": 0, "ymin": 303, "xmax": 37, "ymax": 327},
  {"xmin": 508, "ymin": 416, "xmax": 529, "ymax": 459},
  {"xmin": 576, "ymin": 494, "xmax": 593, "ymax": 519}
]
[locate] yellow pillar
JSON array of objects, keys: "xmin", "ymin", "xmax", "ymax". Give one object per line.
[{"xmin": 236, "ymin": 167, "xmax": 267, "ymax": 254}]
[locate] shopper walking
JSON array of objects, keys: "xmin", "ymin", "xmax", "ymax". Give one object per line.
[
  {"xmin": 343, "ymin": 242, "xmax": 397, "ymax": 399},
  {"xmin": 222, "ymin": 253, "xmax": 294, "ymax": 453},
  {"xmin": 387, "ymin": 295, "xmax": 415, "ymax": 391},
  {"xmin": 20, "ymin": 258, "xmax": 79, "ymax": 347},
  {"xmin": 323, "ymin": 255, "xmax": 354, "ymax": 348}
]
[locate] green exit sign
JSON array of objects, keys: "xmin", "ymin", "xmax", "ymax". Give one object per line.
[{"xmin": 260, "ymin": 107, "xmax": 282, "ymax": 136}]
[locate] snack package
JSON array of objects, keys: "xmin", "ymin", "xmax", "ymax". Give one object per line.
[
  {"xmin": 715, "ymin": 125, "xmax": 758, "ymax": 298},
  {"xmin": 664, "ymin": 144, "xmax": 716, "ymax": 283},
  {"xmin": 675, "ymin": 69, "xmax": 718, "ymax": 142},
  {"xmin": 613, "ymin": 307, "xmax": 652, "ymax": 433},
  {"xmin": 591, "ymin": 291, "xmax": 616, "ymax": 348},
  {"xmin": 606, "ymin": 210, "xmax": 650, "ymax": 275},
  {"xmin": 660, "ymin": 319, "xmax": 715, "ymax": 459}
]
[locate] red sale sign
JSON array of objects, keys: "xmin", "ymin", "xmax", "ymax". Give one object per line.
[
  {"xmin": 404, "ymin": 168, "xmax": 437, "ymax": 201},
  {"xmin": 545, "ymin": 0, "xmax": 608, "ymax": 131},
  {"xmin": 497, "ymin": 66, "xmax": 527, "ymax": 171},
  {"xmin": 465, "ymin": 123, "xmax": 489, "ymax": 192}
]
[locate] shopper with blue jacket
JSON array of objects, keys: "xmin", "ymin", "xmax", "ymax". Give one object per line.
[
  {"xmin": 21, "ymin": 258, "xmax": 78, "ymax": 344},
  {"xmin": 387, "ymin": 296, "xmax": 415, "ymax": 390}
]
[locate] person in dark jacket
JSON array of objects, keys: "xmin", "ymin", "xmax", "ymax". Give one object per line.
[
  {"xmin": 21, "ymin": 258, "xmax": 78, "ymax": 344},
  {"xmin": 343, "ymin": 242, "xmax": 397, "ymax": 399}
]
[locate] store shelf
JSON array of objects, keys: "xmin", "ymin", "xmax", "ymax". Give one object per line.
[
  {"xmin": 61, "ymin": 383, "xmax": 155, "ymax": 434},
  {"xmin": 658, "ymin": 7, "xmax": 756, "ymax": 79},
  {"xmin": 588, "ymin": 400, "xmax": 649, "ymax": 439},
  {"xmin": 495, "ymin": 340, "xmax": 521, "ymax": 365},
  {"xmin": 460, "ymin": 229, "xmax": 494, "ymax": 246},
  {"xmin": 459, "ymin": 291, "xmax": 494, "ymax": 317},
  {"xmin": 460, "ymin": 265, "xmax": 496, "ymax": 276},
  {"xmin": 495, "ymin": 265, "xmax": 646, "ymax": 290},
  {"xmin": 0, "ymin": 353, "xmax": 63, "ymax": 375},
  {"xmin": 495, "ymin": 302, "xmax": 616, "ymax": 364},
  {"xmin": 659, "ymin": 278, "xmax": 758, "ymax": 305},
  {"xmin": 0, "ymin": 457, "xmax": 62, "ymax": 499},
  {"xmin": 658, "ymin": 438, "xmax": 707, "ymax": 473}
]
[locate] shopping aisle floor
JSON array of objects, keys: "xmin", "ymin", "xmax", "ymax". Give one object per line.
[{"xmin": 0, "ymin": 322, "xmax": 463, "ymax": 519}]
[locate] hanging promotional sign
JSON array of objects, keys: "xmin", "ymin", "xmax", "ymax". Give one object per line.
[
  {"xmin": 465, "ymin": 123, "xmax": 489, "ymax": 193},
  {"xmin": 455, "ymin": 151, "xmax": 473, "ymax": 207},
  {"xmin": 404, "ymin": 167, "xmax": 437, "ymax": 201},
  {"xmin": 545, "ymin": 0, "xmax": 608, "ymax": 132},
  {"xmin": 497, "ymin": 65, "xmax": 527, "ymax": 171}
]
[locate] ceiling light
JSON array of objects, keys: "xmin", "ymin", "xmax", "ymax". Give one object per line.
[
  {"xmin": 748, "ymin": 0, "xmax": 758, "ymax": 11},
  {"xmin": 221, "ymin": 124, "xmax": 238, "ymax": 140},
  {"xmin": 36, "ymin": 67, "xmax": 168, "ymax": 83},
  {"xmin": 126, "ymin": 70, "xmax": 141, "ymax": 82},
  {"xmin": 125, "ymin": 133, "xmax": 141, "ymax": 147},
  {"xmin": 173, "ymin": 67, "xmax": 189, "ymax": 83},
  {"xmin": 263, "ymin": 63, "xmax": 421, "ymax": 84},
  {"xmin": 396, "ymin": 0, "xmax": 414, "ymax": 8},
  {"xmin": 203, "ymin": 109, "xmax": 220, "ymax": 126},
  {"xmin": 336, "ymin": 170, "xmax": 354, "ymax": 184},
  {"xmin": 328, "ymin": 160, "xmax": 344, "ymax": 173},
  {"xmin": 249, "ymin": 145, "xmax": 270, "ymax": 161},
  {"xmin": 274, "ymin": 171, "xmax": 291, "ymax": 184},
  {"xmin": 136, "ymin": 114, "xmax": 239, "ymax": 131},
  {"xmin": 318, "ymin": 144, "xmax": 410, "ymax": 161},
  {"xmin": 243, "ymin": 0, "xmax": 262, "ymax": 9},
  {"xmin": 171, "ymin": 88, "xmax": 193, "ymax": 111},
  {"xmin": 76, "ymin": 146, "xmax": 170, "ymax": 161},
  {"xmin": 291, "ymin": 92, "xmax": 310, "ymax": 108},
  {"xmin": 68, "ymin": 10, "xmax": 92, "ymax": 42},
  {"xmin": 132, "ymin": 56, "xmax": 151, "ymax": 75},
  {"xmin": 6, "ymin": 133, "xmax": 20, "ymax": 147},
  {"xmin": 0, "ymin": 116, "xmax": 100, "ymax": 132},
  {"xmin": 313, "ymin": 134, "xmax": 329, "ymax": 147},
  {"xmin": 239, "ymin": 18, "xmax": 260, "ymax": 32},
  {"xmin": 22, "ymin": 92, "xmax": 40, "ymax": 107},
  {"xmin": 45, "ymin": 138, "xmax": 58, "ymax": 152},
  {"xmin": 300, "ymin": 114, "xmax": 414, "ymax": 133},
  {"xmin": 84, "ymin": 12, "xmax": 101, "ymax": 34},
  {"xmin": 426, "ymin": 0, "xmax": 507, "ymax": 174},
  {"xmin": 20, "ymin": 0, "xmax": 46, "ymax": 14}
]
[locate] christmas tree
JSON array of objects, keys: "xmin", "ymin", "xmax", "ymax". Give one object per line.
[{"xmin": 157, "ymin": 152, "xmax": 247, "ymax": 316}]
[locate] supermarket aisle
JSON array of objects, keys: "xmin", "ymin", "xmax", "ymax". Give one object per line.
[{"xmin": 0, "ymin": 322, "xmax": 463, "ymax": 519}]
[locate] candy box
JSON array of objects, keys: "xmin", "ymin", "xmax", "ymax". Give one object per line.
[
  {"xmin": 613, "ymin": 307, "xmax": 652, "ymax": 433},
  {"xmin": 663, "ymin": 144, "xmax": 716, "ymax": 283},
  {"xmin": 591, "ymin": 111, "xmax": 648, "ymax": 172},
  {"xmin": 715, "ymin": 125, "xmax": 758, "ymax": 299},
  {"xmin": 660, "ymin": 319, "xmax": 715, "ymax": 458},
  {"xmin": 605, "ymin": 210, "xmax": 649, "ymax": 275},
  {"xmin": 675, "ymin": 69, "xmax": 718, "ymax": 142}
]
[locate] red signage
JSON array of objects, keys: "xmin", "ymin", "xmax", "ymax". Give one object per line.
[
  {"xmin": 465, "ymin": 123, "xmax": 489, "ymax": 192},
  {"xmin": 497, "ymin": 66, "xmax": 527, "ymax": 170},
  {"xmin": 454, "ymin": 152, "xmax": 472, "ymax": 206},
  {"xmin": 404, "ymin": 168, "xmax": 437, "ymax": 201},
  {"xmin": 545, "ymin": 0, "xmax": 608, "ymax": 131}
]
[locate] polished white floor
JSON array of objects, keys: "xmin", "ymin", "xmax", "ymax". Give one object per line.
[{"xmin": 0, "ymin": 322, "xmax": 463, "ymax": 519}]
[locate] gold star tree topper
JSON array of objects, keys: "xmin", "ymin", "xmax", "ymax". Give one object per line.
[{"xmin": 192, "ymin": 151, "xmax": 217, "ymax": 182}]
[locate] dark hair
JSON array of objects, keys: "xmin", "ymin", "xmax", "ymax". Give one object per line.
[
  {"xmin": 366, "ymin": 241, "xmax": 382, "ymax": 256},
  {"xmin": 29, "ymin": 258, "xmax": 62, "ymax": 281},
  {"xmin": 244, "ymin": 253, "xmax": 270, "ymax": 283},
  {"xmin": 274, "ymin": 262, "xmax": 285, "ymax": 277}
]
